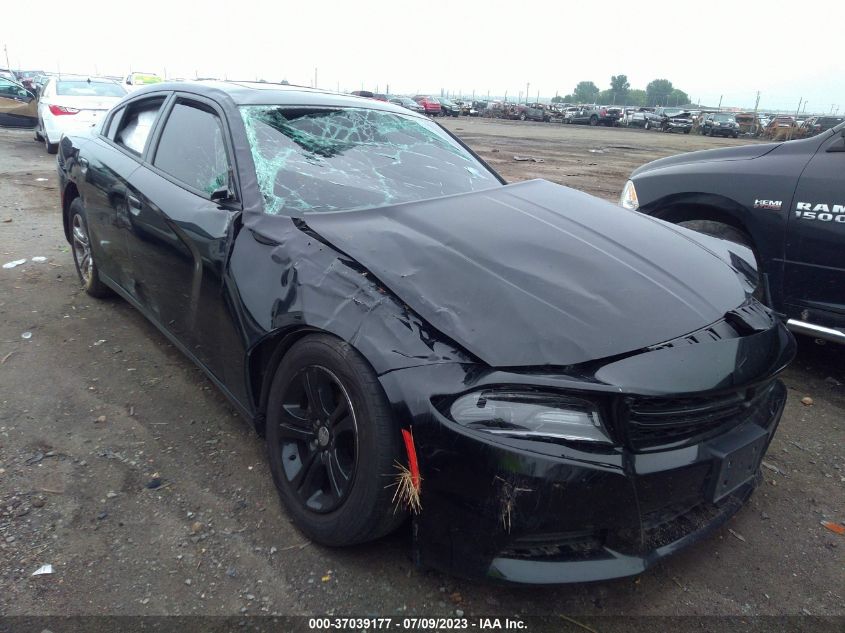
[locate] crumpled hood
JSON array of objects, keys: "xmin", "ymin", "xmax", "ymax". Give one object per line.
[
  {"xmin": 632, "ymin": 142, "xmax": 780, "ymax": 176},
  {"xmin": 304, "ymin": 179, "xmax": 749, "ymax": 367}
]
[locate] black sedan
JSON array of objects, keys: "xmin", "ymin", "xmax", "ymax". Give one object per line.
[{"xmin": 57, "ymin": 81, "xmax": 794, "ymax": 584}]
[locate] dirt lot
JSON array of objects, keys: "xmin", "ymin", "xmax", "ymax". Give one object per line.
[{"xmin": 0, "ymin": 120, "xmax": 843, "ymax": 625}]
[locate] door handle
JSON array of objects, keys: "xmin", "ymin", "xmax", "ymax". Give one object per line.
[{"xmin": 127, "ymin": 195, "xmax": 142, "ymax": 215}]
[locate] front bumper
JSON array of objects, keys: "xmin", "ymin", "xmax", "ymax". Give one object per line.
[
  {"xmin": 378, "ymin": 322, "xmax": 793, "ymax": 584},
  {"xmin": 665, "ymin": 122, "xmax": 693, "ymax": 132},
  {"xmin": 710, "ymin": 126, "xmax": 739, "ymax": 136}
]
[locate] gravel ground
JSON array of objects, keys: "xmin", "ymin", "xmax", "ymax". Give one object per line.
[{"xmin": 0, "ymin": 121, "xmax": 842, "ymax": 624}]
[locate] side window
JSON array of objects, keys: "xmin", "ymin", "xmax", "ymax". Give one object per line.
[
  {"xmin": 105, "ymin": 107, "xmax": 124, "ymax": 140},
  {"xmin": 152, "ymin": 100, "xmax": 231, "ymax": 196},
  {"xmin": 115, "ymin": 96, "xmax": 165, "ymax": 156}
]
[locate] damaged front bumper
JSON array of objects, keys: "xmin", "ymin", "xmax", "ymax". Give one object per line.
[{"xmin": 378, "ymin": 323, "xmax": 793, "ymax": 584}]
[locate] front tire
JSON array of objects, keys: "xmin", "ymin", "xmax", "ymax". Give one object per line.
[
  {"xmin": 45, "ymin": 134, "xmax": 58, "ymax": 154},
  {"xmin": 677, "ymin": 220, "xmax": 764, "ymax": 301},
  {"xmin": 69, "ymin": 198, "xmax": 111, "ymax": 298},
  {"xmin": 589, "ymin": 115, "xmax": 598, "ymax": 126},
  {"xmin": 266, "ymin": 335, "xmax": 406, "ymax": 546}
]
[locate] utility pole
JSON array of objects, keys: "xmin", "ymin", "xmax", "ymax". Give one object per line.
[
  {"xmin": 525, "ymin": 82, "xmax": 529, "ymax": 104},
  {"xmin": 753, "ymin": 91, "xmax": 761, "ymax": 136},
  {"xmin": 717, "ymin": 95, "xmax": 723, "ymax": 111},
  {"xmin": 4, "ymin": 44, "xmax": 10, "ymax": 71},
  {"xmin": 314, "ymin": 67, "xmax": 317, "ymax": 89}
]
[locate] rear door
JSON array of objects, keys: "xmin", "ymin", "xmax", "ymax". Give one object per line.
[
  {"xmin": 86, "ymin": 95, "xmax": 168, "ymax": 295},
  {"xmin": 783, "ymin": 130, "xmax": 845, "ymax": 327},
  {"xmin": 123, "ymin": 94, "xmax": 241, "ymax": 379}
]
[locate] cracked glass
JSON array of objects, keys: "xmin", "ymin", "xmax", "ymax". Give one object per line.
[{"xmin": 240, "ymin": 106, "xmax": 499, "ymax": 215}]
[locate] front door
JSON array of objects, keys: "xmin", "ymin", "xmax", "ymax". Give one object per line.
[
  {"xmin": 784, "ymin": 130, "xmax": 845, "ymax": 328},
  {"xmin": 123, "ymin": 95, "xmax": 240, "ymax": 380}
]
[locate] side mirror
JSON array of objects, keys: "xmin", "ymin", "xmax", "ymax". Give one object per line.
[
  {"xmin": 210, "ymin": 185, "xmax": 235, "ymax": 202},
  {"xmin": 826, "ymin": 134, "xmax": 845, "ymax": 153}
]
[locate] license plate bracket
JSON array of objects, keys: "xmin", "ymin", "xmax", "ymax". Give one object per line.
[{"xmin": 707, "ymin": 423, "xmax": 769, "ymax": 503}]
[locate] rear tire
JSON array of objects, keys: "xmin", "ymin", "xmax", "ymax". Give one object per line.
[
  {"xmin": 266, "ymin": 334, "xmax": 407, "ymax": 546},
  {"xmin": 45, "ymin": 135, "xmax": 58, "ymax": 154},
  {"xmin": 589, "ymin": 115, "xmax": 598, "ymax": 126},
  {"xmin": 69, "ymin": 198, "xmax": 112, "ymax": 298}
]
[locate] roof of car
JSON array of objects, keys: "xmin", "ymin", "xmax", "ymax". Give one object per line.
[
  {"xmin": 130, "ymin": 80, "xmax": 419, "ymax": 117},
  {"xmin": 51, "ymin": 75, "xmax": 121, "ymax": 83}
]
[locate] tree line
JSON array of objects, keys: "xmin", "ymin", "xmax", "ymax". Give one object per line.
[{"xmin": 551, "ymin": 76, "xmax": 690, "ymax": 107}]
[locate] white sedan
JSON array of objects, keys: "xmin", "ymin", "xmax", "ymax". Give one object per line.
[{"xmin": 36, "ymin": 76, "xmax": 126, "ymax": 153}]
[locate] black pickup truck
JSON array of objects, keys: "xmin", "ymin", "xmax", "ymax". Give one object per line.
[{"xmin": 621, "ymin": 122, "xmax": 845, "ymax": 344}]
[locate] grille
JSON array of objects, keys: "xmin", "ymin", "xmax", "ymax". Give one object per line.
[
  {"xmin": 624, "ymin": 383, "xmax": 775, "ymax": 451},
  {"xmin": 499, "ymin": 531, "xmax": 607, "ymax": 562}
]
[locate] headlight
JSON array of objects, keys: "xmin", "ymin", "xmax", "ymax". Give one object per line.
[
  {"xmin": 448, "ymin": 390, "xmax": 611, "ymax": 443},
  {"xmin": 620, "ymin": 179, "xmax": 639, "ymax": 210}
]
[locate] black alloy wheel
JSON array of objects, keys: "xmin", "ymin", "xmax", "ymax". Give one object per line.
[
  {"xmin": 276, "ymin": 365, "xmax": 358, "ymax": 514},
  {"xmin": 266, "ymin": 335, "xmax": 406, "ymax": 546}
]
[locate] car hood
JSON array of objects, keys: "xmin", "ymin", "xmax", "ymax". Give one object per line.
[
  {"xmin": 302, "ymin": 179, "xmax": 749, "ymax": 368},
  {"xmin": 632, "ymin": 142, "xmax": 780, "ymax": 176}
]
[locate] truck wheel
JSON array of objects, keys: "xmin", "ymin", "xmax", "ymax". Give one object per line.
[
  {"xmin": 519, "ymin": 112, "xmax": 527, "ymax": 121},
  {"xmin": 677, "ymin": 220, "xmax": 764, "ymax": 301},
  {"xmin": 589, "ymin": 115, "xmax": 598, "ymax": 126}
]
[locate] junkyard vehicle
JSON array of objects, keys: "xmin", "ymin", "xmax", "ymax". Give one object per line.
[
  {"xmin": 620, "ymin": 107, "xmax": 649, "ymax": 127},
  {"xmin": 0, "ymin": 69, "xmax": 16, "ymax": 82},
  {"xmin": 762, "ymin": 116, "xmax": 797, "ymax": 141},
  {"xmin": 622, "ymin": 120, "xmax": 845, "ymax": 345},
  {"xmin": 524, "ymin": 103, "xmax": 551, "ymax": 122},
  {"xmin": 0, "ymin": 76, "xmax": 37, "ymax": 128},
  {"xmin": 36, "ymin": 75, "xmax": 126, "ymax": 154},
  {"xmin": 388, "ymin": 96, "xmax": 425, "ymax": 114},
  {"xmin": 651, "ymin": 107, "xmax": 693, "ymax": 133},
  {"xmin": 701, "ymin": 112, "xmax": 740, "ymax": 138},
  {"xmin": 58, "ymin": 81, "xmax": 795, "ymax": 584},
  {"xmin": 562, "ymin": 105, "xmax": 580, "ymax": 123},
  {"xmin": 604, "ymin": 106, "xmax": 623, "ymax": 125},
  {"xmin": 438, "ymin": 98, "xmax": 460, "ymax": 117},
  {"xmin": 453, "ymin": 100, "xmax": 477, "ymax": 116},
  {"xmin": 124, "ymin": 72, "xmax": 163, "ymax": 91},
  {"xmin": 805, "ymin": 116, "xmax": 844, "ymax": 137},
  {"xmin": 569, "ymin": 105, "xmax": 618, "ymax": 126},
  {"xmin": 470, "ymin": 100, "xmax": 487, "ymax": 116},
  {"xmin": 482, "ymin": 101, "xmax": 505, "ymax": 118},
  {"xmin": 412, "ymin": 95, "xmax": 441, "ymax": 116}
]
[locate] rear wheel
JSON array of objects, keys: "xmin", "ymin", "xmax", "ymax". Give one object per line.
[
  {"xmin": 69, "ymin": 198, "xmax": 111, "ymax": 298},
  {"xmin": 266, "ymin": 335, "xmax": 406, "ymax": 546},
  {"xmin": 589, "ymin": 115, "xmax": 598, "ymax": 126},
  {"xmin": 45, "ymin": 134, "xmax": 58, "ymax": 154}
]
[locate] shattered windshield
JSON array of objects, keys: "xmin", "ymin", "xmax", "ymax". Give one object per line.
[{"xmin": 240, "ymin": 106, "xmax": 499, "ymax": 215}]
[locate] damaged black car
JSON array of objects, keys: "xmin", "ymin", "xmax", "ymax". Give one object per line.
[{"xmin": 57, "ymin": 81, "xmax": 795, "ymax": 584}]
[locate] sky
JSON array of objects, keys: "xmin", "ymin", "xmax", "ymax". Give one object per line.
[{"xmin": 3, "ymin": 0, "xmax": 844, "ymax": 113}]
